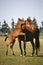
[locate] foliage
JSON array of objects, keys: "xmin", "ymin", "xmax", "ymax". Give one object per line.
[
  {"xmin": 41, "ymin": 21, "xmax": 43, "ymax": 27},
  {"xmin": 32, "ymin": 17, "xmax": 38, "ymax": 26},
  {"xmin": 40, "ymin": 21, "xmax": 43, "ymax": 36},
  {"xmin": 1, "ymin": 20, "xmax": 10, "ymax": 34},
  {"xmin": 40, "ymin": 27, "xmax": 43, "ymax": 36},
  {"xmin": 11, "ymin": 18, "xmax": 15, "ymax": 31}
]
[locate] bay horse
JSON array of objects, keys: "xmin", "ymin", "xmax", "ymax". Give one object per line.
[
  {"xmin": 4, "ymin": 18, "xmax": 25, "ymax": 55},
  {"xmin": 19, "ymin": 18, "xmax": 40, "ymax": 56}
]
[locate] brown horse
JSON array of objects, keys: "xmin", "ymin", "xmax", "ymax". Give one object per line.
[
  {"xmin": 19, "ymin": 18, "xmax": 40, "ymax": 56},
  {"xmin": 4, "ymin": 18, "xmax": 25, "ymax": 55}
]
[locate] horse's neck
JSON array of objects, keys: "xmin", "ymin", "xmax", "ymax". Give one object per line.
[
  {"xmin": 15, "ymin": 21, "xmax": 21, "ymax": 29},
  {"xmin": 16, "ymin": 25, "xmax": 20, "ymax": 29}
]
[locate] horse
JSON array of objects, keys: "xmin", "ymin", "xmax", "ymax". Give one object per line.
[
  {"xmin": 4, "ymin": 18, "xmax": 40, "ymax": 56},
  {"xmin": 4, "ymin": 18, "xmax": 26, "ymax": 55},
  {"xmin": 19, "ymin": 18, "xmax": 40, "ymax": 56},
  {"xmin": 15, "ymin": 18, "xmax": 40, "ymax": 56}
]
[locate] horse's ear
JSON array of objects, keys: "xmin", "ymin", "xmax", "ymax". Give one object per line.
[
  {"xmin": 27, "ymin": 18, "xmax": 31, "ymax": 22},
  {"xmin": 18, "ymin": 18, "xmax": 21, "ymax": 21}
]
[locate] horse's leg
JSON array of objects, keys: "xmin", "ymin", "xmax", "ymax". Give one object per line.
[
  {"xmin": 35, "ymin": 29, "xmax": 40, "ymax": 56},
  {"xmin": 10, "ymin": 40, "xmax": 15, "ymax": 55},
  {"xmin": 19, "ymin": 40, "xmax": 23, "ymax": 56},
  {"xmin": 31, "ymin": 40, "xmax": 35, "ymax": 56},
  {"xmin": 36, "ymin": 48, "xmax": 38, "ymax": 56},
  {"xmin": 35, "ymin": 38, "xmax": 40, "ymax": 56},
  {"xmin": 6, "ymin": 43, "xmax": 10, "ymax": 56},
  {"xmin": 23, "ymin": 41, "xmax": 26, "ymax": 56}
]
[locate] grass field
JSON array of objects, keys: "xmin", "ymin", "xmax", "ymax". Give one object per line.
[{"xmin": 0, "ymin": 36, "xmax": 43, "ymax": 65}]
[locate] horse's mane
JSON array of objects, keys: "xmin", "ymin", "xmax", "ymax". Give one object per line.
[
  {"xmin": 26, "ymin": 18, "xmax": 37, "ymax": 32},
  {"xmin": 27, "ymin": 18, "xmax": 33, "ymax": 24}
]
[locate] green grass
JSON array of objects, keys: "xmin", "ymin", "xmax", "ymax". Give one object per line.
[{"xmin": 0, "ymin": 36, "xmax": 43, "ymax": 65}]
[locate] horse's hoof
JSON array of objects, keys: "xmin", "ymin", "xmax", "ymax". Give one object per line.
[
  {"xmin": 36, "ymin": 54, "xmax": 38, "ymax": 56},
  {"xmin": 6, "ymin": 54, "xmax": 8, "ymax": 56},
  {"xmin": 24, "ymin": 54, "xmax": 26, "ymax": 56},
  {"xmin": 12, "ymin": 53, "xmax": 15, "ymax": 56},
  {"xmin": 36, "ymin": 53, "xmax": 38, "ymax": 56},
  {"xmin": 32, "ymin": 53, "xmax": 34, "ymax": 56},
  {"xmin": 31, "ymin": 54, "xmax": 34, "ymax": 56},
  {"xmin": 6, "ymin": 51, "xmax": 8, "ymax": 56},
  {"xmin": 20, "ymin": 54, "xmax": 23, "ymax": 56},
  {"xmin": 30, "ymin": 54, "xmax": 32, "ymax": 56},
  {"xmin": 30, "ymin": 54, "xmax": 33, "ymax": 56}
]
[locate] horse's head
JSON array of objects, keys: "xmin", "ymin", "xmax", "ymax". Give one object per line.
[
  {"xmin": 18, "ymin": 18, "xmax": 25, "ymax": 25},
  {"xmin": 16, "ymin": 18, "xmax": 25, "ymax": 29},
  {"xmin": 25, "ymin": 18, "xmax": 37, "ymax": 32}
]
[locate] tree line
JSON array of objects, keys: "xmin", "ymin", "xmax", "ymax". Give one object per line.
[{"xmin": 0, "ymin": 17, "xmax": 43, "ymax": 35}]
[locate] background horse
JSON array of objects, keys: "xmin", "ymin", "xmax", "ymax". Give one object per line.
[{"xmin": 4, "ymin": 18, "xmax": 25, "ymax": 55}]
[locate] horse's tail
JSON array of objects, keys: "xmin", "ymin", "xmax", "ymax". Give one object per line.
[
  {"xmin": 4, "ymin": 36, "xmax": 8, "ymax": 41},
  {"xmin": 35, "ymin": 28, "xmax": 40, "ymax": 50}
]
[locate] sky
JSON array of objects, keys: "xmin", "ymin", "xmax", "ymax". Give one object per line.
[{"xmin": 0, "ymin": 0, "xmax": 43, "ymax": 27}]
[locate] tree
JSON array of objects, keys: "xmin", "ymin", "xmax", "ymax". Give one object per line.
[
  {"xmin": 0, "ymin": 22, "xmax": 2, "ymax": 31},
  {"xmin": 32, "ymin": 17, "xmax": 38, "ymax": 27},
  {"xmin": 41, "ymin": 21, "xmax": 43, "ymax": 27},
  {"xmin": 11, "ymin": 18, "xmax": 15, "ymax": 31},
  {"xmin": 22, "ymin": 17, "xmax": 24, "ymax": 20},
  {"xmin": 0, "ymin": 22, "xmax": 1, "ymax": 26},
  {"xmin": 39, "ymin": 21, "xmax": 43, "ymax": 36},
  {"xmin": 27, "ymin": 16, "xmax": 32, "ymax": 22},
  {"xmin": 2, "ymin": 20, "xmax": 10, "ymax": 34},
  {"xmin": 0, "ymin": 22, "xmax": 2, "ymax": 29}
]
